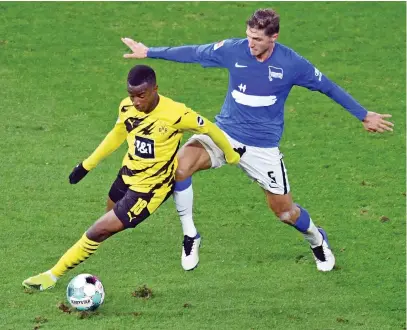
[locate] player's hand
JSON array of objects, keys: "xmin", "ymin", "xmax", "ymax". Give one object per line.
[
  {"xmin": 362, "ymin": 112, "xmax": 394, "ymax": 133},
  {"xmin": 69, "ymin": 163, "xmax": 89, "ymax": 184},
  {"xmin": 121, "ymin": 37, "xmax": 149, "ymax": 59},
  {"xmin": 233, "ymin": 146, "xmax": 247, "ymax": 157},
  {"xmin": 225, "ymin": 150, "xmax": 241, "ymax": 165}
]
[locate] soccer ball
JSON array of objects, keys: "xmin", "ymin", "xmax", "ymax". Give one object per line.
[{"xmin": 66, "ymin": 273, "xmax": 105, "ymax": 311}]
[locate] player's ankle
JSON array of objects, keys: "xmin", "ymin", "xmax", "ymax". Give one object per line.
[{"xmin": 46, "ymin": 270, "xmax": 59, "ymax": 282}]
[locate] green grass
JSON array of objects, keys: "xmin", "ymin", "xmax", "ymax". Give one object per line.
[{"xmin": 0, "ymin": 2, "xmax": 405, "ymax": 329}]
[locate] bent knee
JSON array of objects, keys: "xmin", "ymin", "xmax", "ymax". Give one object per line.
[
  {"xmin": 175, "ymin": 143, "xmax": 212, "ymax": 182},
  {"xmin": 175, "ymin": 167, "xmax": 193, "ymax": 182},
  {"xmin": 86, "ymin": 228, "xmax": 109, "ymax": 243},
  {"xmin": 275, "ymin": 205, "xmax": 300, "ymax": 225}
]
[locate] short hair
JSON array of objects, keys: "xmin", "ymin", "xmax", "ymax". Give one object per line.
[
  {"xmin": 246, "ymin": 8, "xmax": 280, "ymax": 36},
  {"xmin": 127, "ymin": 65, "xmax": 156, "ymax": 87}
]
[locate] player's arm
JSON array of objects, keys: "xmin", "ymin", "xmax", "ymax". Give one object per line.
[
  {"xmin": 173, "ymin": 109, "xmax": 240, "ymax": 164},
  {"xmin": 292, "ymin": 56, "xmax": 393, "ymax": 133},
  {"xmin": 69, "ymin": 118, "xmax": 127, "ymax": 184},
  {"xmin": 121, "ymin": 37, "xmax": 231, "ymax": 68},
  {"xmin": 83, "ymin": 124, "xmax": 127, "ymax": 170}
]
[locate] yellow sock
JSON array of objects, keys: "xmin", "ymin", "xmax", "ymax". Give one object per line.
[{"xmin": 50, "ymin": 233, "xmax": 100, "ymax": 278}]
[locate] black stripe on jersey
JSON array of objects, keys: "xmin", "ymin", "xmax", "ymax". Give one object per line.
[
  {"xmin": 280, "ymin": 159, "xmax": 288, "ymax": 195},
  {"xmin": 167, "ymin": 130, "xmax": 179, "ymax": 139},
  {"xmin": 147, "ymin": 140, "xmax": 180, "ymax": 179},
  {"xmin": 173, "ymin": 116, "xmax": 182, "ymax": 125},
  {"xmin": 139, "ymin": 121, "xmax": 156, "ymax": 135},
  {"xmin": 124, "ymin": 117, "xmax": 147, "ymax": 133},
  {"xmin": 121, "ymin": 104, "xmax": 133, "ymax": 113},
  {"xmin": 148, "ymin": 163, "xmax": 176, "ymax": 194},
  {"xmin": 120, "ymin": 163, "xmax": 158, "ymax": 177},
  {"xmin": 128, "ymin": 153, "xmax": 134, "ymax": 161}
]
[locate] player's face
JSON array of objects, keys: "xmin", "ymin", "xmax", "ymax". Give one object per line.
[
  {"xmin": 246, "ymin": 27, "xmax": 278, "ymax": 59},
  {"xmin": 127, "ymin": 82, "xmax": 158, "ymax": 113}
]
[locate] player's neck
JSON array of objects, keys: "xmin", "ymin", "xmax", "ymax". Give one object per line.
[{"xmin": 255, "ymin": 43, "xmax": 275, "ymax": 62}]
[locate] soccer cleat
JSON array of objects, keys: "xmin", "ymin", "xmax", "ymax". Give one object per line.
[
  {"xmin": 22, "ymin": 272, "xmax": 57, "ymax": 291},
  {"xmin": 181, "ymin": 233, "xmax": 201, "ymax": 271},
  {"xmin": 311, "ymin": 228, "xmax": 335, "ymax": 272}
]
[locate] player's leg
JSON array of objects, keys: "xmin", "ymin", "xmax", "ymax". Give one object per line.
[
  {"xmin": 264, "ymin": 191, "xmax": 334, "ymax": 271},
  {"xmin": 175, "ymin": 141, "xmax": 211, "ymax": 237},
  {"xmin": 106, "ymin": 198, "xmax": 115, "ymax": 212},
  {"xmin": 175, "ymin": 136, "xmax": 228, "ymax": 271},
  {"xmin": 22, "ymin": 185, "xmax": 169, "ymax": 291},
  {"xmin": 106, "ymin": 174, "xmax": 130, "ymax": 212},
  {"xmin": 175, "ymin": 141, "xmax": 210, "ymax": 270},
  {"xmin": 22, "ymin": 210, "xmax": 125, "ymax": 291},
  {"xmin": 239, "ymin": 146, "xmax": 335, "ymax": 271}
]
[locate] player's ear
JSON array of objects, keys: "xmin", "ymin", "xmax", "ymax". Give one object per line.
[
  {"xmin": 153, "ymin": 84, "xmax": 158, "ymax": 92},
  {"xmin": 271, "ymin": 33, "xmax": 279, "ymax": 42}
]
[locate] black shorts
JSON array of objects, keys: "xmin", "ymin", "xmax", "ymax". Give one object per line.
[
  {"xmin": 108, "ymin": 175, "xmax": 129, "ymax": 203},
  {"xmin": 109, "ymin": 175, "xmax": 174, "ymax": 229}
]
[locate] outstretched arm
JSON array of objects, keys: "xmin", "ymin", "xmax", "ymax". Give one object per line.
[
  {"xmin": 121, "ymin": 37, "xmax": 228, "ymax": 68},
  {"xmin": 362, "ymin": 112, "xmax": 393, "ymax": 133},
  {"xmin": 121, "ymin": 38, "xmax": 149, "ymax": 59},
  {"xmin": 122, "ymin": 38, "xmax": 198, "ymax": 63},
  {"xmin": 69, "ymin": 124, "xmax": 127, "ymax": 184},
  {"xmin": 82, "ymin": 124, "xmax": 127, "ymax": 170},
  {"xmin": 293, "ymin": 57, "xmax": 394, "ymax": 133}
]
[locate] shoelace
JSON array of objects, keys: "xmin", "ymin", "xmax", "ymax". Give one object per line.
[
  {"xmin": 183, "ymin": 235, "xmax": 196, "ymax": 256},
  {"xmin": 311, "ymin": 244, "xmax": 326, "ymax": 262}
]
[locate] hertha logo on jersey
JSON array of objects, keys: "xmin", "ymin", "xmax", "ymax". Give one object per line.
[{"xmin": 268, "ymin": 66, "xmax": 284, "ymax": 81}]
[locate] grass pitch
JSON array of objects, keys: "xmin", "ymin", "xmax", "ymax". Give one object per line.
[{"xmin": 0, "ymin": 2, "xmax": 405, "ymax": 329}]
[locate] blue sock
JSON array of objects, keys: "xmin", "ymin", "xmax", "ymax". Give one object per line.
[
  {"xmin": 293, "ymin": 205, "xmax": 311, "ymax": 233},
  {"xmin": 174, "ymin": 177, "xmax": 192, "ymax": 192}
]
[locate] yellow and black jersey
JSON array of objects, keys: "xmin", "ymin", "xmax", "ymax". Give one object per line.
[
  {"xmin": 82, "ymin": 93, "xmax": 238, "ymax": 195},
  {"xmin": 115, "ymin": 94, "xmax": 210, "ymax": 193}
]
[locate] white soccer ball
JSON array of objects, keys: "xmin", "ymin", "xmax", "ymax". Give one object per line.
[{"xmin": 66, "ymin": 273, "xmax": 105, "ymax": 311}]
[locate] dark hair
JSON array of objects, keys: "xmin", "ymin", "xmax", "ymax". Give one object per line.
[
  {"xmin": 246, "ymin": 8, "xmax": 280, "ymax": 36},
  {"xmin": 127, "ymin": 65, "xmax": 156, "ymax": 86}
]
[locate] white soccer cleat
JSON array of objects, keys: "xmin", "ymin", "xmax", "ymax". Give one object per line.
[
  {"xmin": 311, "ymin": 228, "xmax": 335, "ymax": 272},
  {"xmin": 181, "ymin": 233, "xmax": 201, "ymax": 271}
]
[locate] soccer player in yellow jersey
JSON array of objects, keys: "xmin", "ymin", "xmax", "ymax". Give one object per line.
[{"xmin": 22, "ymin": 65, "xmax": 240, "ymax": 291}]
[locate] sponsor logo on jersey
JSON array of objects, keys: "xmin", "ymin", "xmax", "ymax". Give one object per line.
[{"xmin": 135, "ymin": 136, "xmax": 155, "ymax": 159}]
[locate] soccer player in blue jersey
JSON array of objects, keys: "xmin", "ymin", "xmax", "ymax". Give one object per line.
[{"xmin": 122, "ymin": 8, "xmax": 394, "ymax": 272}]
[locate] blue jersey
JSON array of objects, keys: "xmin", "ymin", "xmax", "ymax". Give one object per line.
[{"xmin": 148, "ymin": 39, "xmax": 368, "ymax": 147}]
